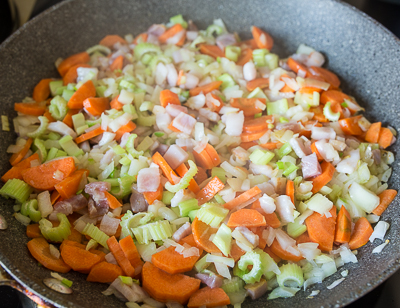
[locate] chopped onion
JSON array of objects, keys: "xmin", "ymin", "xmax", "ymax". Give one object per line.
[
  {"xmin": 372, "ymin": 240, "xmax": 389, "ymax": 254},
  {"xmin": 369, "ymin": 221, "xmax": 390, "ymax": 243},
  {"xmin": 275, "ymin": 195, "xmax": 295, "ymax": 224},
  {"xmin": 298, "ymin": 243, "xmax": 321, "ymax": 261},
  {"xmin": 326, "ymin": 278, "xmax": 345, "ymax": 290},
  {"xmin": 243, "ymin": 61, "xmax": 256, "ymax": 81},
  {"xmin": 49, "ymin": 244, "xmax": 61, "ymax": 259},
  {"xmin": 206, "ymin": 254, "xmax": 235, "ymax": 267}
]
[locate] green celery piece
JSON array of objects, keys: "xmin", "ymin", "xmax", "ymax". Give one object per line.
[
  {"xmin": 132, "ymin": 220, "xmax": 173, "ymax": 244},
  {"xmin": 287, "ymin": 217, "xmax": 307, "ymax": 238},
  {"xmin": 162, "ymin": 191, "xmax": 174, "ymax": 205},
  {"xmin": 249, "ymin": 149, "xmax": 274, "ymax": 165},
  {"xmin": 136, "ymin": 136, "xmax": 154, "ymax": 152},
  {"xmin": 214, "ymin": 194, "xmax": 226, "ymax": 205},
  {"xmin": 170, "ymin": 14, "xmax": 188, "ymax": 28},
  {"xmin": 66, "ymin": 83, "xmax": 76, "ymax": 91},
  {"xmin": 165, "ymin": 160, "xmax": 198, "ymax": 193},
  {"xmin": 134, "ymin": 42, "xmax": 161, "ymax": 60},
  {"xmin": 126, "ymin": 134, "xmax": 144, "ymax": 158},
  {"xmin": 265, "ymin": 53, "xmax": 279, "ymax": 70},
  {"xmin": 252, "ymin": 49, "xmax": 269, "ymax": 67},
  {"xmin": 254, "ymin": 248, "xmax": 279, "ymax": 280},
  {"xmin": 103, "ymin": 178, "xmax": 119, "ymax": 187},
  {"xmin": 217, "ymin": 73, "xmax": 235, "ymax": 91},
  {"xmin": 235, "ymin": 251, "xmax": 264, "ymax": 284},
  {"xmin": 20, "ymin": 200, "xmax": 30, "ymax": 216},
  {"xmin": 55, "ymin": 150, "xmax": 67, "ymax": 158},
  {"xmin": 46, "ymin": 147, "xmax": 59, "ymax": 161},
  {"xmin": 59, "ymin": 135, "xmax": 84, "ymax": 157},
  {"xmin": 49, "ymin": 80, "xmax": 63, "ymax": 97},
  {"xmin": 141, "ymin": 54, "xmax": 153, "ymax": 65},
  {"xmin": 277, "ymin": 143, "xmax": 292, "ymax": 158},
  {"xmin": 188, "ymin": 210, "xmax": 199, "ymax": 222},
  {"xmin": 27, "ymin": 116, "xmax": 49, "ymax": 138},
  {"xmin": 136, "ymin": 114, "xmax": 156, "ymax": 127},
  {"xmin": 39, "ymin": 213, "xmax": 71, "ymax": 242},
  {"xmin": 206, "ymin": 24, "xmax": 223, "ymax": 37},
  {"xmin": 61, "ymin": 278, "xmax": 73, "ymax": 288},
  {"xmin": 323, "ymin": 102, "xmax": 340, "ymax": 122},
  {"xmin": 62, "ymin": 89, "xmax": 75, "ymax": 101},
  {"xmin": 119, "ymin": 276, "xmax": 133, "ymax": 286},
  {"xmin": 196, "ymin": 203, "xmax": 229, "ymax": 228},
  {"xmin": 283, "ymin": 163, "xmax": 299, "ymax": 177},
  {"xmin": 221, "ymin": 277, "xmax": 245, "ymax": 294},
  {"xmin": 276, "ymin": 263, "xmax": 304, "ymax": 288},
  {"xmin": 119, "ymin": 79, "xmax": 135, "ymax": 91},
  {"xmin": 180, "ymin": 91, "xmax": 190, "ymax": 101},
  {"xmin": 211, "ymin": 223, "xmax": 232, "ymax": 256},
  {"xmin": 194, "ymin": 254, "xmax": 211, "ymax": 272},
  {"xmin": 267, "ymin": 99, "xmax": 288, "ymax": 115},
  {"xmin": 149, "ymin": 55, "xmax": 172, "ymax": 70},
  {"xmin": 33, "ymin": 138, "xmax": 47, "ymax": 162},
  {"xmin": 0, "ymin": 179, "xmax": 33, "ymax": 204},
  {"xmin": 55, "ymin": 86, "xmax": 66, "ymax": 96},
  {"xmin": 48, "ymin": 132, "xmax": 61, "ymax": 140},
  {"xmin": 95, "ymin": 85, "xmax": 107, "ymax": 97},
  {"xmin": 178, "ymin": 199, "xmax": 199, "ymax": 217},
  {"xmin": 225, "ymin": 46, "xmax": 241, "ymax": 62},
  {"xmin": 85, "ymin": 239, "xmax": 98, "ymax": 251},
  {"xmin": 86, "ymin": 118, "xmax": 102, "ymax": 127},
  {"xmin": 280, "ymin": 117, "xmax": 289, "ymax": 123},
  {"xmin": 247, "ymin": 87, "xmax": 268, "ymax": 99},
  {"xmin": 27, "ymin": 199, "xmax": 41, "ymax": 222},
  {"xmin": 49, "ymin": 96, "xmax": 68, "ymax": 121},
  {"xmin": 113, "ymin": 145, "xmax": 126, "ymax": 155},
  {"xmin": 72, "ymin": 113, "xmax": 86, "ymax": 132},
  {"xmin": 195, "ymin": 54, "xmax": 215, "ymax": 64},
  {"xmin": 211, "ymin": 167, "xmax": 226, "ymax": 184},
  {"xmin": 119, "ymin": 155, "xmax": 131, "ymax": 166},
  {"xmin": 123, "ymin": 104, "xmax": 137, "ymax": 115},
  {"xmin": 82, "ymin": 223, "xmax": 109, "ymax": 249}
]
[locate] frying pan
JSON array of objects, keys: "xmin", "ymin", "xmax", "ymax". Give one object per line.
[{"xmin": 0, "ymin": 0, "xmax": 400, "ymax": 307}]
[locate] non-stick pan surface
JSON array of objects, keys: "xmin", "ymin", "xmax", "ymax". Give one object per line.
[{"xmin": 0, "ymin": 0, "xmax": 400, "ymax": 307}]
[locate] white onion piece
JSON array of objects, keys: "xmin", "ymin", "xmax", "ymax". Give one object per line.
[
  {"xmin": 185, "ymin": 93, "xmax": 206, "ymax": 110},
  {"xmin": 275, "ymin": 195, "xmax": 295, "ymax": 224},
  {"xmin": 369, "ymin": 221, "xmax": 390, "ymax": 243},
  {"xmin": 259, "ymin": 194, "xmax": 276, "ymax": 214},
  {"xmin": 118, "ymin": 89, "xmax": 134, "ymax": 105},
  {"xmin": 336, "ymin": 149, "xmax": 360, "ymax": 174},
  {"xmin": 206, "ymin": 254, "xmax": 234, "ymax": 267},
  {"xmin": 243, "ymin": 61, "xmax": 257, "ymax": 81},
  {"xmin": 263, "ymin": 227, "xmax": 276, "ymax": 247},
  {"xmin": 48, "ymin": 121, "xmax": 77, "ymax": 139},
  {"xmin": 38, "ymin": 191, "xmax": 53, "ymax": 218},
  {"xmin": 155, "ymin": 62, "xmax": 168, "ymax": 85},
  {"xmin": 305, "ymin": 51, "xmax": 325, "ymax": 67},
  {"xmin": 327, "ymin": 278, "xmax": 345, "ymax": 290},
  {"xmin": 186, "ymin": 31, "xmax": 198, "ymax": 41},
  {"xmin": 339, "ymin": 245, "xmax": 358, "ymax": 264},
  {"xmin": 165, "ymin": 104, "xmax": 188, "ymax": 118},
  {"xmin": 182, "ymin": 73, "xmax": 199, "ymax": 89},
  {"xmin": 275, "ymin": 228, "xmax": 296, "ymax": 250},
  {"xmin": 311, "ymin": 127, "xmax": 336, "ymax": 140},
  {"xmin": 298, "ymin": 243, "xmax": 321, "ymax": 261},
  {"xmin": 109, "ymin": 113, "xmax": 134, "ymax": 132},
  {"xmin": 166, "ymin": 30, "xmax": 185, "ymax": 45},
  {"xmin": 372, "ymin": 240, "xmax": 389, "ymax": 254},
  {"xmin": 214, "ymin": 262, "xmax": 231, "ymax": 279},
  {"xmin": 199, "ymin": 108, "xmax": 220, "ymax": 122},
  {"xmin": 166, "ymin": 63, "xmax": 178, "ymax": 87},
  {"xmin": 49, "ymin": 244, "xmax": 61, "ymax": 259},
  {"xmin": 98, "ymin": 132, "xmax": 116, "ymax": 146},
  {"xmin": 156, "ymin": 112, "xmax": 172, "ymax": 133},
  {"xmin": 224, "ymin": 111, "xmax": 244, "ymax": 136}
]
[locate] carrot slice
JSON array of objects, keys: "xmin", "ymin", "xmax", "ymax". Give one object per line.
[
  {"xmin": 152, "ymin": 152, "xmax": 179, "ymax": 184},
  {"xmin": 22, "ymin": 157, "xmax": 76, "ymax": 190},
  {"xmin": 192, "ymin": 218, "xmax": 220, "ymax": 253},
  {"xmin": 250, "ymin": 200, "xmax": 281, "ymax": 228},
  {"xmin": 196, "ymin": 176, "xmax": 225, "ymax": 206},
  {"xmin": 243, "ymin": 116, "xmax": 272, "ymax": 134},
  {"xmin": 57, "ymin": 51, "xmax": 90, "ymax": 77},
  {"xmin": 223, "ymin": 186, "xmax": 262, "ymax": 210},
  {"xmin": 158, "ymin": 24, "xmax": 186, "ymax": 46},
  {"xmin": 62, "ymin": 63, "xmax": 91, "ymax": 85},
  {"xmin": 133, "ymin": 32, "xmax": 148, "ymax": 44},
  {"xmin": 67, "ymin": 80, "xmax": 96, "ymax": 109},
  {"xmin": 339, "ymin": 116, "xmax": 363, "ymax": 136},
  {"xmin": 236, "ymin": 48, "xmax": 253, "ymax": 66},
  {"xmin": 199, "ymin": 44, "xmax": 225, "ymax": 59},
  {"xmin": 286, "ymin": 180, "xmax": 294, "ymax": 204},
  {"xmin": 195, "ymin": 166, "xmax": 208, "ymax": 185},
  {"xmin": 142, "ymin": 262, "xmax": 200, "ymax": 305},
  {"xmin": 32, "ymin": 78, "xmax": 53, "ymax": 102},
  {"xmin": 193, "ymin": 148, "xmax": 214, "ymax": 170},
  {"xmin": 152, "ymin": 246, "xmax": 200, "ymax": 275},
  {"xmin": 241, "ymin": 129, "xmax": 269, "ymax": 143},
  {"xmin": 309, "ymin": 66, "xmax": 341, "ymax": 89},
  {"xmin": 9, "ymin": 138, "xmax": 33, "ymax": 166},
  {"xmin": 251, "ymin": 26, "xmax": 273, "ymax": 50},
  {"xmin": 378, "ymin": 127, "xmax": 394, "ymax": 149},
  {"xmin": 310, "ymin": 142, "xmax": 324, "ymax": 162},
  {"xmin": 227, "ymin": 209, "xmax": 266, "ymax": 228},
  {"xmin": 230, "ymin": 97, "xmax": 266, "ymax": 117},
  {"xmin": 204, "ymin": 144, "xmax": 221, "ymax": 167},
  {"xmin": 208, "ymin": 93, "xmax": 224, "ymax": 113},
  {"xmin": 305, "ymin": 207, "xmax": 337, "ymax": 252},
  {"xmin": 106, "ymin": 236, "xmax": 135, "ymax": 277},
  {"xmin": 27, "ymin": 238, "xmax": 71, "ymax": 273},
  {"xmin": 14, "ymin": 102, "xmax": 46, "ymax": 116},
  {"xmin": 119, "ymin": 235, "xmax": 144, "ymax": 272},
  {"xmin": 311, "ymin": 161, "xmax": 335, "ymax": 194},
  {"xmin": 54, "ymin": 169, "xmax": 89, "ymax": 199},
  {"xmin": 260, "ymin": 142, "xmax": 282, "ymax": 150},
  {"xmin": 179, "ymin": 234, "xmax": 204, "ymax": 252},
  {"xmin": 296, "ymin": 232, "xmax": 312, "ymax": 244},
  {"xmin": 287, "ymin": 58, "xmax": 310, "ymax": 77},
  {"xmin": 298, "ymin": 86, "xmax": 323, "ymax": 94},
  {"xmin": 160, "ymin": 89, "xmax": 181, "ymax": 107},
  {"xmin": 87, "ymin": 261, "xmax": 123, "ymax": 283},
  {"xmin": 110, "ymin": 55, "xmax": 124, "ymax": 71},
  {"xmin": 50, "ymin": 190, "xmax": 61, "ymax": 205},
  {"xmin": 176, "ymin": 163, "xmax": 200, "ymax": 194},
  {"xmin": 115, "ymin": 121, "xmax": 136, "ymax": 141},
  {"xmin": 187, "ymin": 287, "xmax": 230, "ymax": 308},
  {"xmin": 270, "ymin": 239, "xmax": 304, "ymax": 262},
  {"xmin": 189, "ymin": 81, "xmax": 223, "ymax": 97},
  {"xmin": 110, "ymin": 95, "xmax": 124, "ymax": 110},
  {"xmin": 99, "ymin": 35, "xmax": 127, "ymax": 48},
  {"xmin": 75, "ymin": 126, "xmax": 104, "ymax": 144},
  {"xmin": 26, "ymin": 224, "xmax": 42, "ymax": 238},
  {"xmin": 143, "ymin": 183, "xmax": 163, "ymax": 205},
  {"xmin": 246, "ymin": 78, "xmax": 269, "ymax": 92},
  {"xmin": 365, "ymin": 122, "xmax": 381, "ymax": 143},
  {"xmin": 43, "ymin": 110, "xmax": 56, "ymax": 123},
  {"xmin": 62, "ymin": 109, "xmax": 80, "ymax": 128},
  {"xmin": 240, "ymin": 141, "xmax": 257, "ymax": 150},
  {"xmin": 335, "ymin": 205, "xmax": 351, "ymax": 244},
  {"xmin": 83, "ymin": 97, "xmax": 110, "ymax": 116},
  {"xmin": 229, "ymin": 241, "xmax": 246, "ymax": 262},
  {"xmin": 348, "ymin": 217, "xmax": 373, "ymax": 250},
  {"xmin": 263, "ymin": 246, "xmax": 282, "ymax": 263},
  {"xmin": 4, "ymin": 152, "xmax": 39, "ymax": 181},
  {"xmin": 320, "ymin": 90, "xmax": 350, "ymax": 105},
  {"xmin": 60, "ymin": 243, "xmax": 102, "ymax": 274},
  {"xmin": 372, "ymin": 189, "xmax": 398, "ymax": 216},
  {"xmin": 310, "ymin": 105, "xmax": 328, "ymax": 123}
]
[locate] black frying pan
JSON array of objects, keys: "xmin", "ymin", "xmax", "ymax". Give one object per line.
[{"xmin": 0, "ymin": 0, "xmax": 400, "ymax": 307}]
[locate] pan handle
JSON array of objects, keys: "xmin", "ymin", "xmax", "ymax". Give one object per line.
[{"xmin": 0, "ymin": 264, "xmax": 55, "ymax": 308}]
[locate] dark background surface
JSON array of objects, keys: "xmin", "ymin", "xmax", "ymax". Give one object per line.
[{"xmin": 0, "ymin": 0, "xmax": 399, "ymax": 307}]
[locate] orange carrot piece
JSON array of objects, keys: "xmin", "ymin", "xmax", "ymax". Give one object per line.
[
  {"xmin": 250, "ymin": 200, "xmax": 281, "ymax": 228},
  {"xmin": 193, "ymin": 148, "xmax": 214, "ymax": 170},
  {"xmin": 241, "ymin": 129, "xmax": 269, "ymax": 143},
  {"xmin": 9, "ymin": 138, "xmax": 33, "ymax": 166},
  {"xmin": 311, "ymin": 161, "xmax": 335, "ymax": 194},
  {"xmin": 104, "ymin": 191, "xmax": 123, "ymax": 209},
  {"xmin": 378, "ymin": 127, "xmax": 394, "ymax": 149},
  {"xmin": 296, "ymin": 232, "xmax": 312, "ymax": 244},
  {"xmin": 27, "ymin": 238, "xmax": 71, "ymax": 273},
  {"xmin": 133, "ymin": 32, "xmax": 148, "ymax": 44},
  {"xmin": 287, "ymin": 58, "xmax": 310, "ymax": 77},
  {"xmin": 259, "ymin": 142, "xmax": 282, "ymax": 150},
  {"xmin": 194, "ymin": 166, "xmax": 208, "ymax": 185},
  {"xmin": 176, "ymin": 163, "xmax": 200, "ymax": 194},
  {"xmin": 310, "ymin": 105, "xmax": 328, "ymax": 123},
  {"xmin": 50, "ymin": 190, "xmax": 61, "ymax": 205},
  {"xmin": 152, "ymin": 152, "xmax": 180, "ymax": 184},
  {"xmin": 119, "ymin": 235, "xmax": 144, "ymax": 271},
  {"xmin": 339, "ymin": 116, "xmax": 363, "ymax": 136},
  {"xmin": 110, "ymin": 95, "xmax": 124, "ymax": 110},
  {"xmin": 14, "ymin": 102, "xmax": 46, "ymax": 116},
  {"xmin": 263, "ymin": 246, "xmax": 282, "ymax": 263},
  {"xmin": 229, "ymin": 240, "xmax": 246, "ymax": 262},
  {"xmin": 246, "ymin": 78, "xmax": 269, "ymax": 92},
  {"xmin": 62, "ymin": 108, "xmax": 79, "ymax": 128},
  {"xmin": 365, "ymin": 122, "xmax": 381, "ymax": 143},
  {"xmin": 26, "ymin": 224, "xmax": 42, "ymax": 238},
  {"xmin": 143, "ymin": 183, "xmax": 163, "ymax": 205},
  {"xmin": 32, "ymin": 78, "xmax": 53, "ymax": 102},
  {"xmin": 204, "ymin": 143, "xmax": 221, "ymax": 167},
  {"xmin": 62, "ymin": 63, "xmax": 91, "ymax": 85},
  {"xmin": 298, "ymin": 86, "xmax": 323, "ymax": 94},
  {"xmin": 142, "ymin": 262, "xmax": 201, "ymax": 305},
  {"xmin": 192, "ymin": 218, "xmax": 221, "ymax": 253},
  {"xmin": 348, "ymin": 217, "xmax": 373, "ymax": 250},
  {"xmin": 152, "ymin": 246, "xmax": 200, "ymax": 274},
  {"xmin": 320, "ymin": 90, "xmax": 349, "ymax": 105},
  {"xmin": 305, "ymin": 207, "xmax": 337, "ymax": 252},
  {"xmin": 310, "ymin": 142, "xmax": 324, "ymax": 162},
  {"xmin": 335, "ymin": 205, "xmax": 351, "ymax": 244},
  {"xmin": 54, "ymin": 169, "xmax": 89, "ymax": 199},
  {"xmin": 106, "ymin": 236, "xmax": 136, "ymax": 277},
  {"xmin": 309, "ymin": 66, "xmax": 341, "ymax": 89},
  {"xmin": 158, "ymin": 24, "xmax": 186, "ymax": 46},
  {"xmin": 236, "ymin": 48, "xmax": 253, "ymax": 66},
  {"xmin": 196, "ymin": 176, "xmax": 225, "ymax": 205},
  {"xmin": 110, "ymin": 55, "xmax": 124, "ymax": 71},
  {"xmin": 286, "ymin": 180, "xmax": 295, "ymax": 204},
  {"xmin": 22, "ymin": 157, "xmax": 76, "ymax": 190},
  {"xmin": 372, "ymin": 189, "xmax": 398, "ymax": 216},
  {"xmin": 99, "ymin": 35, "xmax": 127, "ymax": 48},
  {"xmin": 160, "ymin": 89, "xmax": 181, "ymax": 108},
  {"xmin": 75, "ymin": 126, "xmax": 104, "ymax": 144},
  {"xmin": 230, "ymin": 97, "xmax": 266, "ymax": 117},
  {"xmin": 199, "ymin": 44, "xmax": 225, "ymax": 59},
  {"xmin": 223, "ymin": 186, "xmax": 262, "ymax": 210},
  {"xmin": 188, "ymin": 287, "xmax": 230, "ymax": 308},
  {"xmin": 115, "ymin": 121, "xmax": 137, "ymax": 141},
  {"xmin": 241, "ymin": 39, "xmax": 258, "ymax": 49},
  {"xmin": 57, "ymin": 52, "xmax": 90, "ymax": 77},
  {"xmin": 83, "ymin": 97, "xmax": 110, "ymax": 116},
  {"xmin": 179, "ymin": 234, "xmax": 204, "ymax": 254},
  {"xmin": 240, "ymin": 141, "xmax": 257, "ymax": 150},
  {"xmin": 67, "ymin": 80, "xmax": 96, "ymax": 109},
  {"xmin": 67, "ymin": 227, "xmax": 83, "ymax": 243},
  {"xmin": 167, "ymin": 122, "xmax": 182, "ymax": 133},
  {"xmin": 43, "ymin": 110, "xmax": 56, "ymax": 122},
  {"xmin": 87, "ymin": 261, "xmax": 123, "ymax": 283},
  {"xmin": 2, "ymin": 153, "xmax": 39, "ymax": 182},
  {"xmin": 189, "ymin": 81, "xmax": 223, "ymax": 97},
  {"xmin": 227, "ymin": 209, "xmax": 266, "ymax": 228},
  {"xmin": 251, "ymin": 26, "xmax": 274, "ymax": 50},
  {"xmin": 60, "ymin": 243, "xmax": 102, "ymax": 274},
  {"xmin": 270, "ymin": 239, "xmax": 304, "ymax": 262}
]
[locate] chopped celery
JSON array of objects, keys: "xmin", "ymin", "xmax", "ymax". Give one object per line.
[
  {"xmin": 0, "ymin": 179, "xmax": 32, "ymax": 204},
  {"xmin": 180, "ymin": 90, "xmax": 190, "ymax": 101},
  {"xmin": 39, "ymin": 213, "xmax": 71, "ymax": 242},
  {"xmin": 162, "ymin": 191, "xmax": 174, "ymax": 205},
  {"xmin": 277, "ymin": 161, "xmax": 299, "ymax": 177},
  {"xmin": 131, "ymin": 220, "xmax": 173, "ymax": 244},
  {"xmin": 134, "ymin": 42, "xmax": 161, "ymax": 61},
  {"xmin": 86, "ymin": 239, "xmax": 98, "ymax": 251},
  {"xmin": 136, "ymin": 114, "xmax": 156, "ymax": 127},
  {"xmin": 287, "ymin": 217, "xmax": 307, "ymax": 238},
  {"xmin": 277, "ymin": 263, "xmax": 304, "ymax": 288},
  {"xmin": 110, "ymin": 175, "xmax": 135, "ymax": 199},
  {"xmin": 214, "ymin": 194, "xmax": 226, "ymax": 205},
  {"xmin": 119, "ymin": 276, "xmax": 133, "ymax": 286},
  {"xmin": 27, "ymin": 116, "xmax": 49, "ymax": 138},
  {"xmin": 59, "ymin": 135, "xmax": 84, "ymax": 157},
  {"xmin": 120, "ymin": 211, "xmax": 145, "ymax": 239},
  {"xmin": 247, "ymin": 87, "xmax": 268, "ymax": 99},
  {"xmin": 126, "ymin": 134, "xmax": 144, "ymax": 158},
  {"xmin": 61, "ymin": 278, "xmax": 73, "ymax": 288},
  {"xmin": 268, "ymin": 286, "xmax": 300, "ymax": 299},
  {"xmin": 221, "ymin": 277, "xmax": 245, "ymax": 294},
  {"xmin": 170, "ymin": 14, "xmax": 188, "ymax": 28},
  {"xmin": 136, "ymin": 136, "xmax": 154, "ymax": 152},
  {"xmin": 211, "ymin": 167, "xmax": 226, "ymax": 184},
  {"xmin": 149, "ymin": 55, "xmax": 172, "ymax": 70},
  {"xmin": 178, "ymin": 198, "xmax": 199, "ymax": 217},
  {"xmin": 249, "ymin": 149, "xmax": 275, "ymax": 165},
  {"xmin": 49, "ymin": 96, "xmax": 68, "ymax": 121},
  {"xmin": 323, "ymin": 102, "xmax": 340, "ymax": 122},
  {"xmin": 26, "ymin": 199, "xmax": 41, "ymax": 222},
  {"xmin": 265, "ymin": 53, "xmax": 279, "ymax": 70},
  {"xmin": 277, "ymin": 142, "xmax": 292, "ymax": 158},
  {"xmin": 194, "ymin": 254, "xmax": 211, "ymax": 272},
  {"xmin": 49, "ymin": 80, "xmax": 63, "ymax": 97},
  {"xmin": 72, "ymin": 113, "xmax": 86, "ymax": 132},
  {"xmin": 48, "ymin": 132, "xmax": 61, "ymax": 140},
  {"xmin": 47, "ymin": 147, "xmax": 59, "ymax": 162},
  {"xmin": 62, "ymin": 89, "xmax": 75, "ymax": 101},
  {"xmin": 86, "ymin": 118, "xmax": 102, "ymax": 127},
  {"xmin": 217, "ymin": 73, "xmax": 235, "ymax": 91},
  {"xmin": 196, "ymin": 203, "xmax": 229, "ymax": 228},
  {"xmin": 33, "ymin": 138, "xmax": 47, "ymax": 161},
  {"xmin": 86, "ymin": 44, "xmax": 111, "ymax": 55},
  {"xmin": 280, "ymin": 117, "xmax": 289, "ymax": 123},
  {"xmin": 234, "ymin": 251, "xmax": 264, "ymax": 284},
  {"xmin": 55, "ymin": 150, "xmax": 67, "ymax": 157},
  {"xmin": 206, "ymin": 24, "xmax": 223, "ymax": 37},
  {"xmin": 165, "ymin": 160, "xmax": 198, "ymax": 192},
  {"xmin": 225, "ymin": 46, "xmax": 241, "ymax": 62},
  {"xmin": 188, "ymin": 210, "xmax": 198, "ymax": 222},
  {"xmin": 267, "ymin": 99, "xmax": 288, "ymax": 115},
  {"xmin": 119, "ymin": 80, "xmax": 135, "ymax": 91},
  {"xmin": 154, "ymin": 131, "xmax": 164, "ymax": 137},
  {"xmin": 112, "ymin": 145, "xmax": 126, "ymax": 155},
  {"xmin": 252, "ymin": 49, "xmax": 268, "ymax": 67},
  {"xmin": 305, "ymin": 193, "xmax": 333, "ymax": 214},
  {"xmin": 82, "ymin": 223, "xmax": 109, "ymax": 249},
  {"xmin": 20, "ymin": 200, "xmax": 29, "ymax": 216},
  {"xmin": 123, "ymin": 103, "xmax": 137, "ymax": 115},
  {"xmin": 55, "ymin": 86, "xmax": 66, "ymax": 96},
  {"xmin": 212, "ymin": 223, "xmax": 232, "ymax": 256},
  {"xmin": 254, "ymin": 248, "xmax": 279, "ymax": 280}
]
